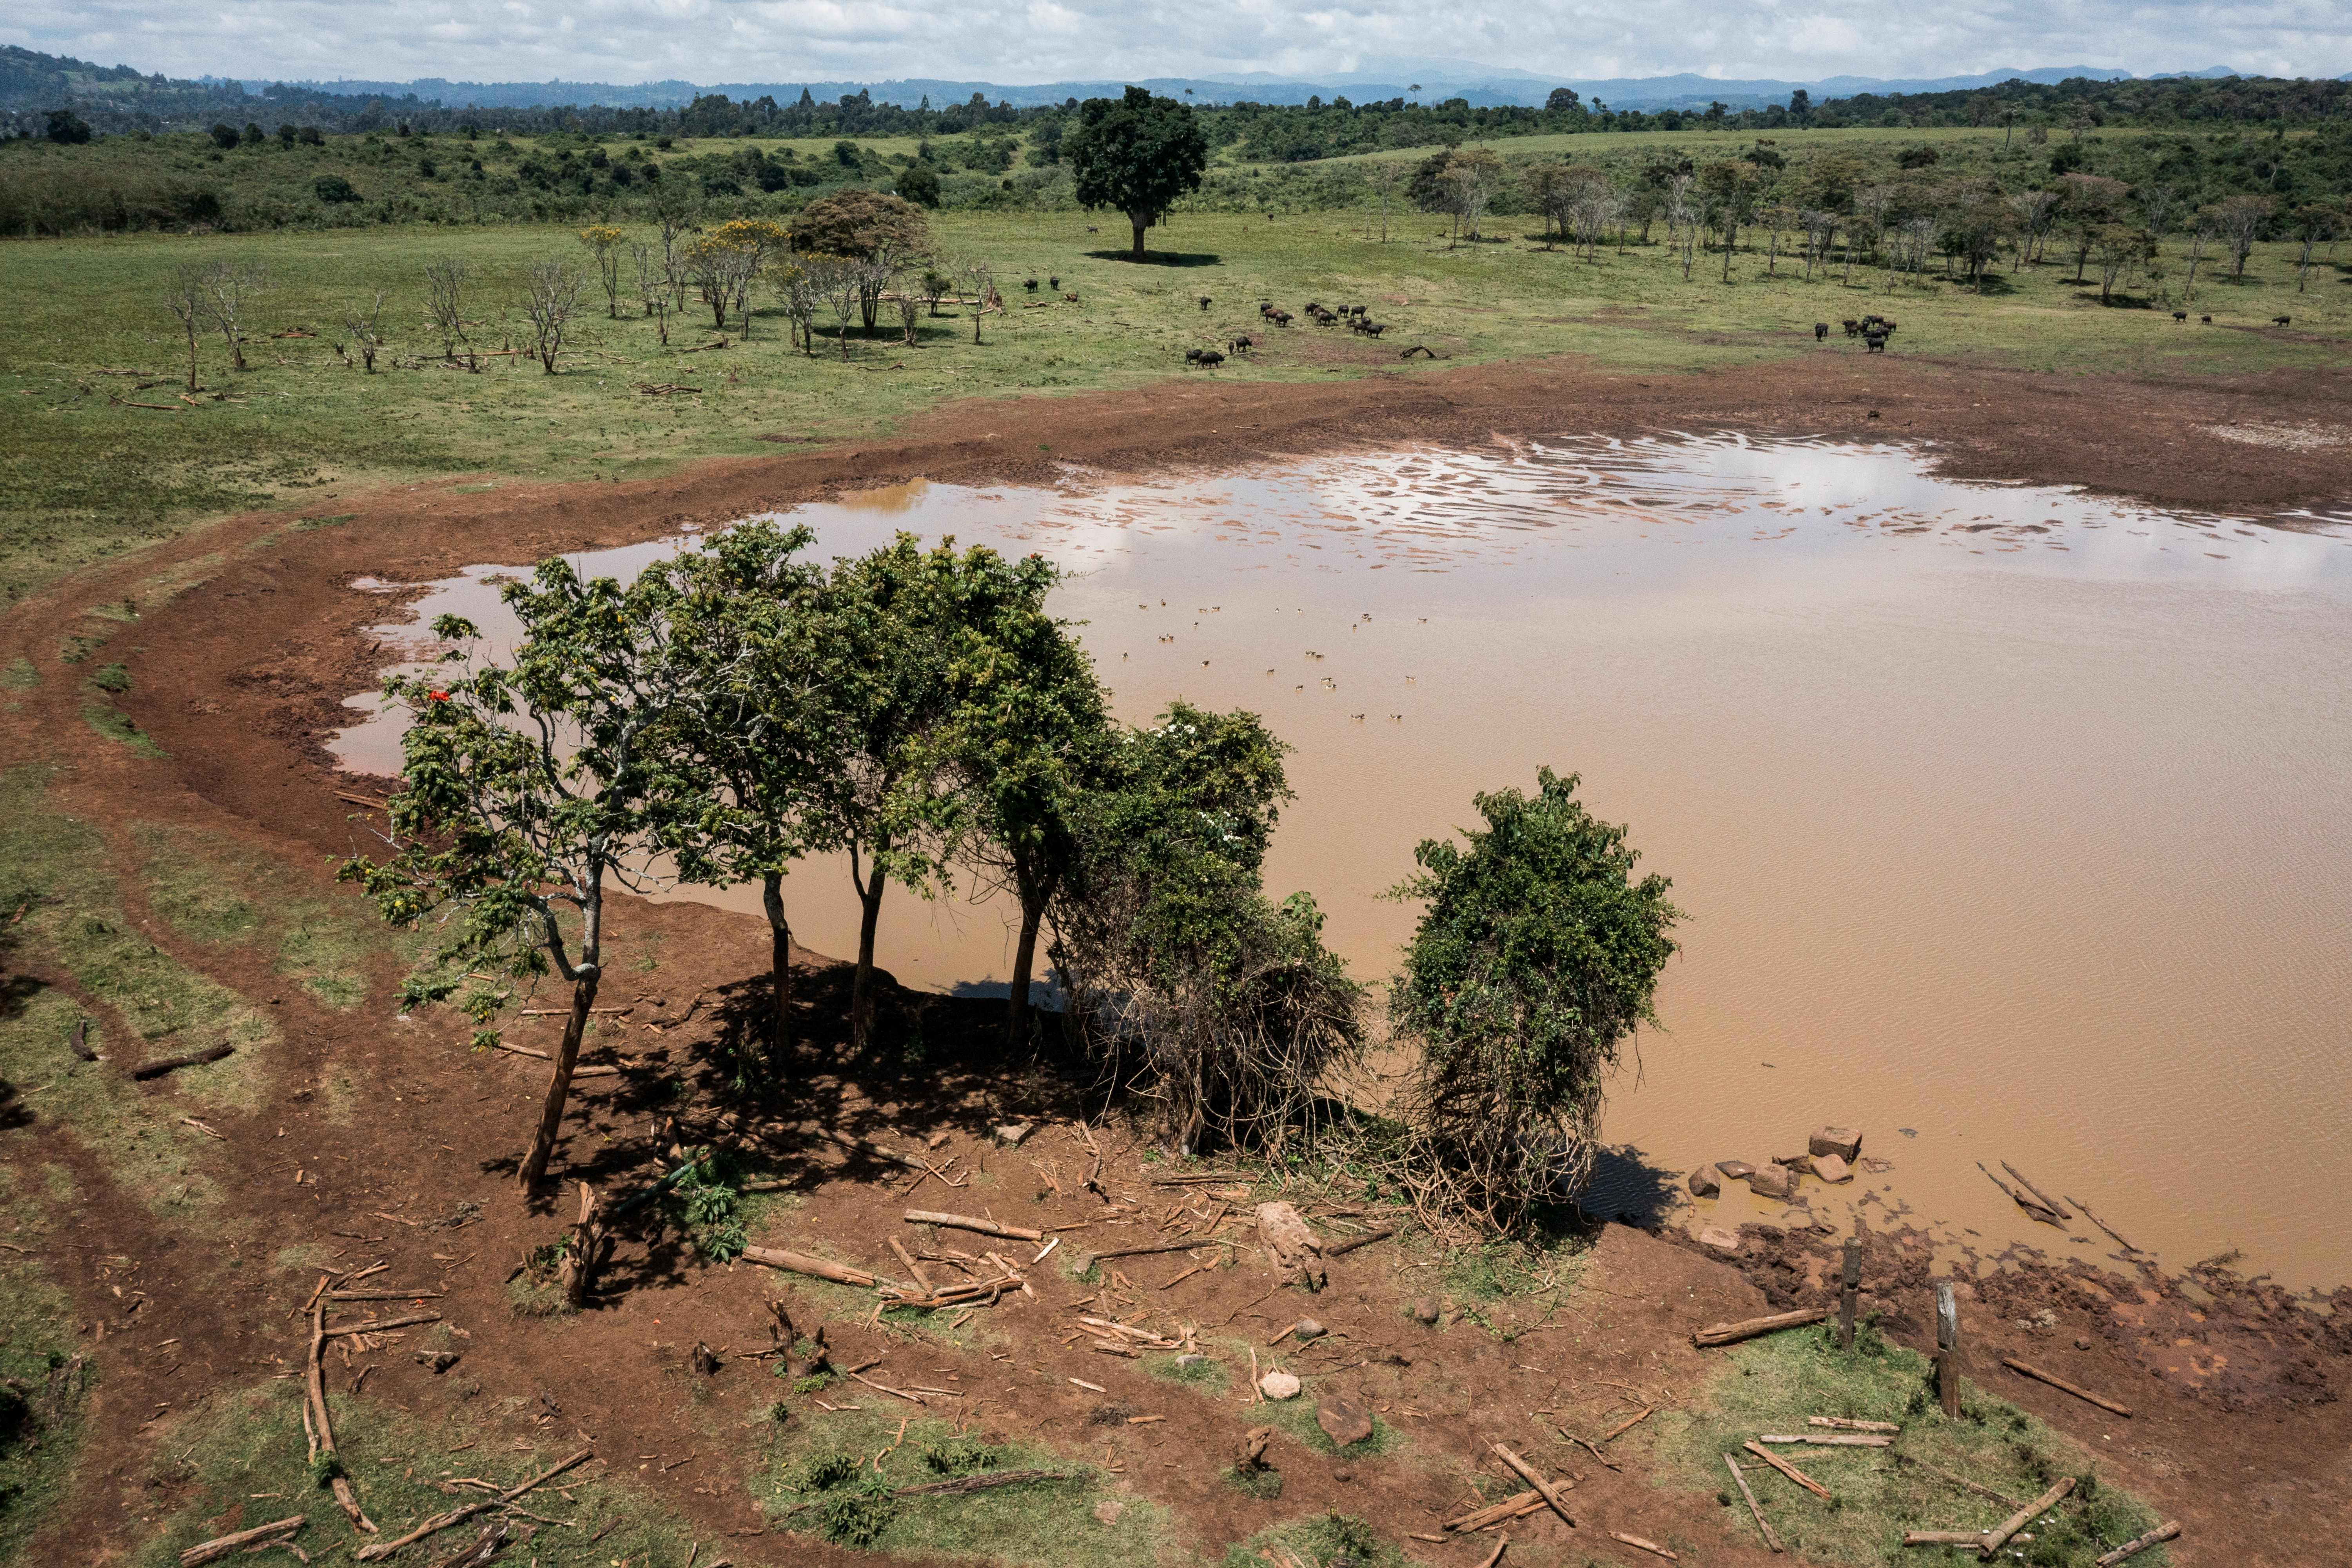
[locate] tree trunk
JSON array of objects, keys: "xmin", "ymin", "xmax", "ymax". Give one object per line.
[
  {"xmin": 851, "ymin": 858, "xmax": 887, "ymax": 1051},
  {"xmin": 520, "ymin": 967, "xmax": 599, "ymax": 1190},
  {"xmin": 185, "ymin": 332, "xmax": 198, "ymax": 392},
  {"xmin": 1005, "ymin": 893, "xmax": 1044, "ymax": 1049},
  {"xmin": 1129, "ymin": 212, "xmax": 1149, "ymax": 260},
  {"xmin": 762, "ymin": 870, "xmax": 792, "ymax": 1056}
]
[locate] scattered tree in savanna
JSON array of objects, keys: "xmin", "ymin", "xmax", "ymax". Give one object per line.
[
  {"xmin": 1939, "ymin": 183, "xmax": 2016, "ymax": 284},
  {"xmin": 2291, "ymin": 201, "xmax": 2342, "ymax": 291},
  {"xmin": 1065, "ymin": 85, "xmax": 1210, "ymax": 260},
  {"xmin": 578, "ymin": 225, "xmax": 626, "ymax": 316},
  {"xmin": 1800, "ymin": 208, "xmax": 1838, "ymax": 279},
  {"xmin": 895, "ymin": 288, "xmax": 922, "ymax": 346},
  {"xmin": 645, "ymin": 179, "xmax": 705, "ymax": 309},
  {"xmin": 521, "ymin": 257, "xmax": 586, "ymax": 372},
  {"xmin": 767, "ymin": 259, "xmax": 823, "ymax": 355},
  {"xmin": 629, "ymin": 240, "xmax": 671, "ymax": 343},
  {"xmin": 423, "ymin": 257, "xmax": 471, "ymax": 361},
  {"xmin": 647, "ymin": 521, "xmax": 831, "ymax": 1064},
  {"xmin": 343, "ymin": 289, "xmax": 386, "ymax": 372},
  {"xmin": 2215, "ymin": 193, "xmax": 2273, "ymax": 280},
  {"xmin": 1527, "ymin": 164, "xmax": 1594, "ymax": 249},
  {"xmin": 1697, "ymin": 160, "xmax": 1766, "ymax": 280},
  {"xmin": 2091, "ymin": 224, "xmax": 2156, "ymax": 303},
  {"xmin": 1368, "ymin": 156, "xmax": 1402, "ymax": 243},
  {"xmin": 1439, "ymin": 146, "xmax": 1503, "ymax": 243},
  {"xmin": 1758, "ymin": 202, "xmax": 1796, "ymax": 274},
  {"xmin": 1387, "ymin": 768, "xmax": 1679, "ymax": 1228},
  {"xmin": 808, "ymin": 252, "xmax": 865, "ymax": 358},
  {"xmin": 341, "ymin": 558, "xmax": 693, "ymax": 1193},
  {"xmin": 940, "ymin": 551, "xmax": 1111, "ymax": 1048},
  {"xmin": 918, "ymin": 267, "xmax": 951, "ymax": 316},
  {"xmin": 194, "ymin": 259, "xmax": 266, "ymax": 372},
  {"xmin": 895, "ymin": 162, "xmax": 941, "ymax": 208},
  {"xmin": 955, "ymin": 255, "xmax": 996, "ymax": 343},
  {"xmin": 684, "ymin": 219, "xmax": 785, "ymax": 334},
  {"xmin": 2058, "ymin": 173, "xmax": 2131, "ymax": 281},
  {"xmin": 787, "ymin": 190, "xmax": 930, "ymax": 331},
  {"xmin": 2137, "ymin": 182, "xmax": 2177, "ymax": 239},
  {"xmin": 160, "ymin": 262, "xmax": 209, "ymax": 391},
  {"xmin": 1847, "ymin": 184, "xmax": 1893, "ymax": 281},
  {"xmin": 2009, "ymin": 189, "xmax": 2059, "ymax": 266},
  {"xmin": 1052, "ymin": 703, "xmax": 1359, "ymax": 1155}
]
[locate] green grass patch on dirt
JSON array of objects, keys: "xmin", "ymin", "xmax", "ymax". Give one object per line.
[
  {"xmin": 1261, "ymin": 1390, "xmax": 1402, "ymax": 1459},
  {"xmin": 136, "ymin": 822, "xmax": 383, "ymax": 1009},
  {"xmin": 1, "ymin": 658, "xmax": 34, "ymax": 690},
  {"xmin": 1664, "ymin": 1320, "xmax": 2169, "ymax": 1566},
  {"xmin": 760, "ymin": 1408, "xmax": 1165, "ymax": 1565},
  {"xmin": 0, "ymin": 1256, "xmax": 90, "ymax": 1562},
  {"xmin": 1219, "ymin": 1510, "xmax": 1407, "ymax": 1568},
  {"xmin": 81, "ymin": 701, "xmax": 163, "ymax": 755},
  {"xmin": 130, "ymin": 1380, "xmax": 695, "ymax": 1568}
]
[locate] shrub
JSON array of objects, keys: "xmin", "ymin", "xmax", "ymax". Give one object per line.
[
  {"xmin": 312, "ymin": 174, "xmax": 359, "ymax": 205},
  {"xmin": 1388, "ymin": 768, "xmax": 1680, "ymax": 1227}
]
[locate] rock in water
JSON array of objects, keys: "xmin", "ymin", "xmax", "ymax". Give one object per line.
[
  {"xmin": 1258, "ymin": 1370, "xmax": 1302, "ymax": 1400},
  {"xmin": 1809, "ymin": 1125, "xmax": 1862, "ymax": 1161},
  {"xmin": 1715, "ymin": 1160, "xmax": 1756, "ymax": 1180},
  {"xmin": 1748, "ymin": 1163, "xmax": 1797, "ymax": 1200},
  {"xmin": 1812, "ymin": 1152, "xmax": 1854, "ymax": 1183},
  {"xmin": 1316, "ymin": 1395, "xmax": 1374, "ymax": 1448},
  {"xmin": 1411, "ymin": 1296, "xmax": 1441, "ymax": 1325},
  {"xmin": 1689, "ymin": 1167, "xmax": 1722, "ymax": 1198}
]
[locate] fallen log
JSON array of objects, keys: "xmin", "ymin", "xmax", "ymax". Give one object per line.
[
  {"xmin": 323, "ymin": 1311, "xmax": 441, "ymax": 1338},
  {"xmin": 1087, "ymin": 1236, "xmax": 1222, "ymax": 1264},
  {"xmin": 2094, "ymin": 1521, "xmax": 2180, "ymax": 1567},
  {"xmin": 1439, "ymin": 1473, "xmax": 1576, "ymax": 1533},
  {"xmin": 328, "ymin": 1289, "xmax": 445, "ymax": 1302},
  {"xmin": 306, "ymin": 1301, "xmax": 377, "ymax": 1533},
  {"xmin": 1891, "ymin": 1454, "xmax": 2022, "ymax": 1509},
  {"xmin": 131, "ymin": 1043, "xmax": 234, "ymax": 1080},
  {"xmin": 740, "ymin": 1246, "xmax": 881, "ymax": 1288},
  {"xmin": 1759, "ymin": 1432, "xmax": 1892, "ymax": 1447},
  {"xmin": 1475, "ymin": 1538, "xmax": 1509, "ymax": 1568},
  {"xmin": 1978, "ymin": 1162, "xmax": 2065, "ymax": 1227},
  {"xmin": 353, "ymin": 1446, "xmax": 592, "ymax": 1561},
  {"xmin": 904, "ymin": 1210, "xmax": 1043, "ymax": 1243},
  {"xmin": 1724, "ymin": 1455, "xmax": 1783, "ymax": 1554},
  {"xmin": 2065, "ymin": 1196, "xmax": 2142, "ymax": 1255},
  {"xmin": 1609, "ymin": 1532, "xmax": 1678, "ymax": 1561},
  {"xmin": 1693, "ymin": 1308, "xmax": 1830, "ymax": 1348},
  {"xmin": 1599, "ymin": 1407, "xmax": 1653, "ymax": 1443},
  {"xmin": 1809, "ymin": 1416, "xmax": 1899, "ymax": 1433},
  {"xmin": 179, "ymin": 1515, "xmax": 306, "ymax": 1566},
  {"xmin": 1321, "ymin": 1227, "xmax": 1396, "ymax": 1258},
  {"xmin": 1742, "ymin": 1440, "xmax": 1831, "ymax": 1501},
  {"xmin": 1979, "ymin": 1476, "xmax": 2074, "ymax": 1558},
  {"xmin": 428, "ymin": 1521, "xmax": 506, "ymax": 1568},
  {"xmin": 2000, "ymin": 1163, "xmax": 2071, "ymax": 1221},
  {"xmin": 2000, "ymin": 1357, "xmax": 2132, "ymax": 1417},
  {"xmin": 1490, "ymin": 1443, "xmax": 1575, "ymax": 1526},
  {"xmin": 1901, "ymin": 1531, "xmax": 1990, "ymax": 1548}
]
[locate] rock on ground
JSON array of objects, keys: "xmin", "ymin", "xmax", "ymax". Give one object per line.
[
  {"xmin": 1688, "ymin": 1166, "xmax": 1722, "ymax": 1198},
  {"xmin": 1810, "ymin": 1125, "xmax": 1863, "ymax": 1160}
]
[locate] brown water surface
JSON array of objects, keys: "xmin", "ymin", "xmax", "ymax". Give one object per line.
[{"xmin": 332, "ymin": 434, "xmax": 2352, "ymax": 1290}]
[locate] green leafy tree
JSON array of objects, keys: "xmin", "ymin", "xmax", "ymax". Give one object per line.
[
  {"xmin": 1053, "ymin": 705, "xmax": 1359, "ymax": 1154},
  {"xmin": 895, "ymin": 163, "xmax": 941, "ymax": 208},
  {"xmin": 1388, "ymin": 769, "xmax": 1680, "ymax": 1228},
  {"xmin": 646, "ymin": 521, "xmax": 831, "ymax": 1063},
  {"xmin": 1065, "ymin": 86, "xmax": 1209, "ymax": 260},
  {"xmin": 940, "ymin": 552, "xmax": 1112, "ymax": 1047},
  {"xmin": 341, "ymin": 559, "xmax": 691, "ymax": 1193}
]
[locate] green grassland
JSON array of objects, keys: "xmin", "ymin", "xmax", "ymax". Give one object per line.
[{"xmin": 2, "ymin": 193, "xmax": 2344, "ymax": 608}]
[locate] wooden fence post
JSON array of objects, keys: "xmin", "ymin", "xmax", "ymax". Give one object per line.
[
  {"xmin": 1838, "ymin": 1236, "xmax": 1861, "ymax": 1350},
  {"xmin": 1934, "ymin": 1281, "xmax": 1961, "ymax": 1416}
]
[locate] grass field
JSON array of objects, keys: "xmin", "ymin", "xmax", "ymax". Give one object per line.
[{"xmin": 3, "ymin": 207, "xmax": 2344, "ymax": 609}]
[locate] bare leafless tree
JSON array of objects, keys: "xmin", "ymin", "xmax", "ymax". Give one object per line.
[
  {"xmin": 344, "ymin": 289, "xmax": 387, "ymax": 373},
  {"xmin": 196, "ymin": 260, "xmax": 267, "ymax": 372},
  {"xmin": 955, "ymin": 255, "xmax": 996, "ymax": 344},
  {"xmin": 521, "ymin": 258, "xmax": 586, "ymax": 373},
  {"xmin": 423, "ymin": 257, "xmax": 471, "ymax": 361},
  {"xmin": 161, "ymin": 263, "xmax": 209, "ymax": 391}
]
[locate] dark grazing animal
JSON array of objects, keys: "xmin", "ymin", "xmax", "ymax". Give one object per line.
[
  {"xmin": 1228, "ymin": 334, "xmax": 1255, "ymax": 353},
  {"xmin": 1864, "ymin": 330, "xmax": 1887, "ymax": 353},
  {"xmin": 2172, "ymin": 310, "xmax": 2188, "ymax": 323},
  {"xmin": 2201, "ymin": 314, "xmax": 2212, "ymax": 323},
  {"xmin": 2274, "ymin": 315, "xmax": 2292, "ymax": 327},
  {"xmin": 1048, "ymin": 275, "xmax": 1059, "ymax": 289},
  {"xmin": 1198, "ymin": 296, "xmax": 1212, "ymax": 311},
  {"xmin": 1193, "ymin": 348, "xmax": 1224, "ymax": 368},
  {"xmin": 1023, "ymin": 278, "xmax": 1038, "ymax": 291},
  {"xmin": 1842, "ymin": 319, "xmax": 1862, "ymax": 337},
  {"xmin": 1814, "ymin": 321, "xmax": 1829, "ymax": 341}
]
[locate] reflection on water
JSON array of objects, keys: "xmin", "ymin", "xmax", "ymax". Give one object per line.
[{"xmin": 331, "ymin": 434, "xmax": 2352, "ymax": 1290}]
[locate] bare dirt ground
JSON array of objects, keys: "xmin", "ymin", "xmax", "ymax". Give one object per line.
[{"xmin": 6, "ymin": 351, "xmax": 2352, "ymax": 1565}]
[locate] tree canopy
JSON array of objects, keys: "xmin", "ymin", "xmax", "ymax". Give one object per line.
[{"xmin": 1065, "ymin": 86, "xmax": 1209, "ymax": 259}]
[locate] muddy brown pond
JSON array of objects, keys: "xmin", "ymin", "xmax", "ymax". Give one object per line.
[{"xmin": 334, "ymin": 434, "xmax": 2352, "ymax": 1292}]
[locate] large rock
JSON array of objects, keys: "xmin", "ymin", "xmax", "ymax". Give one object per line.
[
  {"xmin": 1747, "ymin": 1162, "xmax": 1796, "ymax": 1200},
  {"xmin": 1809, "ymin": 1125, "xmax": 1863, "ymax": 1161},
  {"xmin": 1258, "ymin": 1370, "xmax": 1302, "ymax": 1400},
  {"xmin": 1812, "ymin": 1152, "xmax": 1854, "ymax": 1184},
  {"xmin": 1688, "ymin": 1167, "xmax": 1722, "ymax": 1198},
  {"xmin": 1715, "ymin": 1160, "xmax": 1755, "ymax": 1180},
  {"xmin": 1698, "ymin": 1225, "xmax": 1743, "ymax": 1252},
  {"xmin": 1316, "ymin": 1395, "xmax": 1374, "ymax": 1448},
  {"xmin": 1256, "ymin": 1201, "xmax": 1326, "ymax": 1291},
  {"xmin": 1411, "ymin": 1296, "xmax": 1441, "ymax": 1326}
]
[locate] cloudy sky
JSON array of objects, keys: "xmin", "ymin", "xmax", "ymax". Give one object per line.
[{"xmin": 9, "ymin": 0, "xmax": 2350, "ymax": 86}]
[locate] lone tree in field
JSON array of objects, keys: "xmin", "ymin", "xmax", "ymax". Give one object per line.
[
  {"xmin": 195, "ymin": 260, "xmax": 267, "ymax": 372},
  {"xmin": 1065, "ymin": 86, "xmax": 1209, "ymax": 260},
  {"xmin": 578, "ymin": 225, "xmax": 626, "ymax": 316},
  {"xmin": 423, "ymin": 257, "xmax": 472, "ymax": 361},
  {"xmin": 1388, "ymin": 768, "xmax": 1680, "ymax": 1228},
  {"xmin": 161, "ymin": 263, "xmax": 209, "ymax": 390},
  {"xmin": 522, "ymin": 257, "xmax": 586, "ymax": 372},
  {"xmin": 648, "ymin": 521, "xmax": 832, "ymax": 1063},
  {"xmin": 342, "ymin": 559, "xmax": 690, "ymax": 1193}
]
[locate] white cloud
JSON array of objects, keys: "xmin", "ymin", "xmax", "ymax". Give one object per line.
[{"xmin": 7, "ymin": 0, "xmax": 2349, "ymax": 87}]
